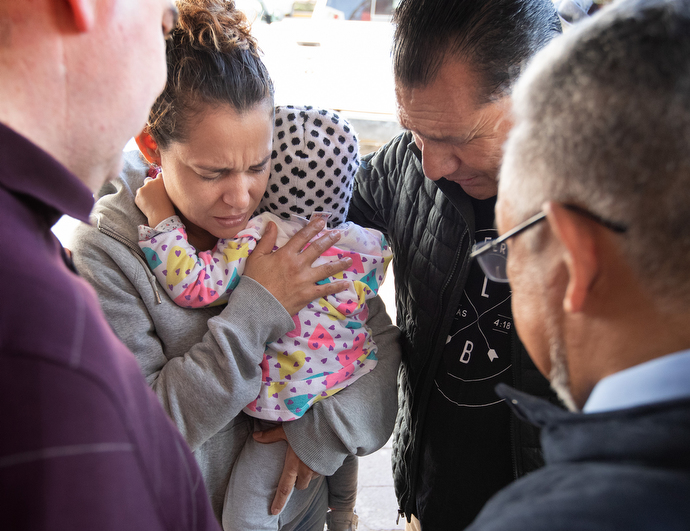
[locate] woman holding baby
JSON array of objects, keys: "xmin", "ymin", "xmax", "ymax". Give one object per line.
[{"xmin": 71, "ymin": 1, "xmax": 400, "ymax": 530}]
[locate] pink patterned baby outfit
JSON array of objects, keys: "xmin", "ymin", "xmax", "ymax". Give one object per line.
[{"xmin": 139, "ymin": 211, "xmax": 392, "ymax": 421}]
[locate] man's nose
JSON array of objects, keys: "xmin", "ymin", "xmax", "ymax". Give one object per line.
[{"xmin": 419, "ymin": 139, "xmax": 460, "ymax": 181}]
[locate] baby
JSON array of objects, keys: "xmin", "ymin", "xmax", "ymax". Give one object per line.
[{"xmin": 136, "ymin": 105, "xmax": 392, "ymax": 531}]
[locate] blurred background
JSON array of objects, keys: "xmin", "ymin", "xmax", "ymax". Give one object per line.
[{"xmin": 237, "ymin": 0, "xmax": 403, "ymax": 155}]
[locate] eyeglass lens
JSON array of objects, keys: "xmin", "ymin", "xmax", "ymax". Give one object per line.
[{"xmin": 474, "ymin": 241, "xmax": 510, "ymax": 283}]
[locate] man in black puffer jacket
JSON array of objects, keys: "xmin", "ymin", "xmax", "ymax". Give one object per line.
[{"xmin": 348, "ymin": 0, "xmax": 562, "ymax": 528}]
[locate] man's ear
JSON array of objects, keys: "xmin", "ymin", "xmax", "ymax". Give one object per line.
[
  {"xmin": 543, "ymin": 201, "xmax": 599, "ymax": 314},
  {"xmin": 63, "ymin": 0, "xmax": 96, "ymax": 32},
  {"xmin": 135, "ymin": 129, "xmax": 162, "ymax": 166}
]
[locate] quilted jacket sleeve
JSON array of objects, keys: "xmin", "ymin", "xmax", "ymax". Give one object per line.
[{"xmin": 348, "ymin": 132, "xmax": 413, "ymax": 233}]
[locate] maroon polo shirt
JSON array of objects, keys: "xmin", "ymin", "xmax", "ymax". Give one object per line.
[{"xmin": 0, "ymin": 122, "xmax": 220, "ymax": 530}]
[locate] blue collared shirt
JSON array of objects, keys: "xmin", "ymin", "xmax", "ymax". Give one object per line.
[{"xmin": 583, "ymin": 349, "xmax": 690, "ymax": 413}]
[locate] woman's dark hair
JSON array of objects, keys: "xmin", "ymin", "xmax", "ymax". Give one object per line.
[
  {"xmin": 148, "ymin": 0, "xmax": 274, "ymax": 148},
  {"xmin": 393, "ymin": 0, "xmax": 561, "ymax": 101}
]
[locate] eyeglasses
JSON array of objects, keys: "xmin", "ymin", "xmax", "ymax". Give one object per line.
[{"xmin": 470, "ymin": 204, "xmax": 628, "ymax": 283}]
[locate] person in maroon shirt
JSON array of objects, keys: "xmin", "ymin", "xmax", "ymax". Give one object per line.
[
  {"xmin": 0, "ymin": 1, "xmax": 356, "ymax": 528},
  {"xmin": 0, "ymin": 1, "xmax": 216, "ymax": 528}
]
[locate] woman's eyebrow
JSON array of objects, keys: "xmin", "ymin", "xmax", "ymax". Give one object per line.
[
  {"xmin": 194, "ymin": 154, "xmax": 271, "ymax": 173},
  {"xmin": 193, "ymin": 164, "xmax": 231, "ymax": 173},
  {"xmin": 250, "ymin": 155, "xmax": 272, "ymax": 168}
]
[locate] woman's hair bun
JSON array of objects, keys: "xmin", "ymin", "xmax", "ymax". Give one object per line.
[
  {"xmin": 147, "ymin": 0, "xmax": 273, "ymax": 148},
  {"xmin": 175, "ymin": 0, "xmax": 257, "ymax": 53}
]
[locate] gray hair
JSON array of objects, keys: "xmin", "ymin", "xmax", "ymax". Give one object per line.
[
  {"xmin": 501, "ymin": 0, "xmax": 690, "ymax": 308},
  {"xmin": 392, "ymin": 0, "xmax": 561, "ymax": 101}
]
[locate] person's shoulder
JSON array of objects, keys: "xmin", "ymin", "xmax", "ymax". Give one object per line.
[
  {"xmin": 71, "ymin": 215, "xmax": 146, "ymax": 291},
  {"xmin": 354, "ymin": 131, "xmax": 423, "ymax": 208},
  {"xmin": 95, "ymin": 150, "xmax": 149, "ymax": 201},
  {"xmin": 468, "ymin": 455, "xmax": 690, "ymax": 531},
  {"xmin": 73, "ymin": 151, "xmax": 149, "ymax": 256},
  {"xmin": 0, "ymin": 349, "xmax": 155, "ymax": 527},
  {"xmin": 465, "ymin": 468, "xmax": 578, "ymax": 531},
  {"xmin": 361, "ymin": 131, "xmax": 416, "ymax": 169},
  {"xmin": 0, "ymin": 322, "xmax": 219, "ymax": 530},
  {"xmin": 0, "ymin": 242, "xmax": 150, "ymax": 432}
]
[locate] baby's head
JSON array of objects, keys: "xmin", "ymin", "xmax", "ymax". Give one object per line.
[{"xmin": 255, "ymin": 105, "xmax": 360, "ymax": 227}]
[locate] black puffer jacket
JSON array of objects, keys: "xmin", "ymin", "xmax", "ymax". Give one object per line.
[{"xmin": 348, "ymin": 132, "xmax": 555, "ymax": 521}]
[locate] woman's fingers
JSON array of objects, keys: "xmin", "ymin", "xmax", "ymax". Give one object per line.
[
  {"xmin": 244, "ymin": 218, "xmax": 353, "ymax": 316},
  {"xmin": 307, "ymin": 278, "xmax": 350, "ymax": 302},
  {"xmin": 251, "ymin": 220, "xmax": 278, "ymax": 257},
  {"xmin": 279, "ymin": 216, "xmax": 328, "ymax": 253},
  {"xmin": 301, "ymin": 228, "xmax": 343, "ymax": 261},
  {"xmin": 253, "ymin": 426, "xmax": 319, "ymax": 515}
]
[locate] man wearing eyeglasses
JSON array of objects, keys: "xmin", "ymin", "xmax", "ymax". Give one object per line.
[
  {"xmin": 466, "ymin": 0, "xmax": 690, "ymax": 528},
  {"xmin": 348, "ymin": 0, "xmax": 563, "ymax": 528}
]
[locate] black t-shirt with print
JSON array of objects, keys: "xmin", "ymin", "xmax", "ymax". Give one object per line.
[{"xmin": 414, "ymin": 196, "xmax": 515, "ymax": 530}]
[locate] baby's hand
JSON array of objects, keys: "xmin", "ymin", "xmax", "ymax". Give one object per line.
[{"xmin": 135, "ymin": 173, "xmax": 176, "ymax": 228}]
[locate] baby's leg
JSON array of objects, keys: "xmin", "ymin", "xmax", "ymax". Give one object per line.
[
  {"xmin": 325, "ymin": 454, "xmax": 359, "ymax": 531},
  {"xmin": 327, "ymin": 454, "xmax": 358, "ymax": 511},
  {"xmin": 223, "ymin": 420, "xmax": 288, "ymax": 531}
]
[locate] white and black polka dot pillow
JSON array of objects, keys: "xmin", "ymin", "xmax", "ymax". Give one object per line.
[{"xmin": 256, "ymin": 105, "xmax": 360, "ymax": 227}]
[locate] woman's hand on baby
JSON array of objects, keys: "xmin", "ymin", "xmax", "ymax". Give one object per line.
[
  {"xmin": 253, "ymin": 425, "xmax": 320, "ymax": 515},
  {"xmin": 243, "ymin": 217, "xmax": 352, "ymax": 316},
  {"xmin": 135, "ymin": 173, "xmax": 176, "ymax": 228}
]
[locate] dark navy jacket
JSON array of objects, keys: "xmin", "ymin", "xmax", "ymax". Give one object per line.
[
  {"xmin": 467, "ymin": 384, "xmax": 690, "ymax": 530},
  {"xmin": 348, "ymin": 132, "xmax": 556, "ymax": 523}
]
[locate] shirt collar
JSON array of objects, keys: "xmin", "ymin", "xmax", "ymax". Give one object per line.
[
  {"xmin": 584, "ymin": 349, "xmax": 690, "ymax": 413},
  {"xmin": 0, "ymin": 122, "xmax": 94, "ymax": 224}
]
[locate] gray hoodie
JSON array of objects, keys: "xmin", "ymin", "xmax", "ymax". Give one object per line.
[{"xmin": 71, "ymin": 150, "xmax": 401, "ymax": 522}]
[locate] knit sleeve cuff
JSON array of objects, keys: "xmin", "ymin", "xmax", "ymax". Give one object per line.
[{"xmin": 138, "ymin": 215, "xmax": 184, "ymax": 241}]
